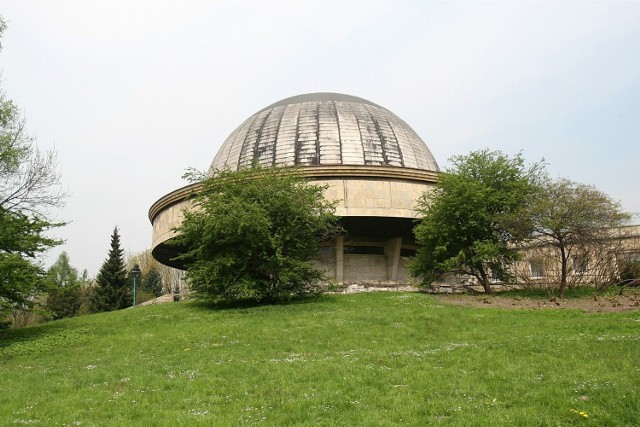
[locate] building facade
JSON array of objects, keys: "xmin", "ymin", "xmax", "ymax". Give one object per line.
[{"xmin": 149, "ymin": 93, "xmax": 440, "ymax": 284}]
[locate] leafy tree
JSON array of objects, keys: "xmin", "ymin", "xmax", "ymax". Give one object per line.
[
  {"xmin": 77, "ymin": 269, "xmax": 95, "ymax": 315},
  {"xmin": 0, "ymin": 209, "xmax": 60, "ymax": 314},
  {"xmin": 46, "ymin": 251, "xmax": 78, "ymax": 287},
  {"xmin": 529, "ymin": 178, "xmax": 630, "ymax": 297},
  {"xmin": 0, "ymin": 18, "xmax": 65, "ymax": 315},
  {"xmin": 92, "ymin": 227, "xmax": 130, "ymax": 311},
  {"xmin": 411, "ymin": 150, "xmax": 542, "ymax": 293},
  {"xmin": 173, "ymin": 166, "xmax": 341, "ymax": 303},
  {"xmin": 141, "ymin": 266, "xmax": 163, "ymax": 297},
  {"xmin": 45, "ymin": 252, "xmax": 82, "ymax": 319}
]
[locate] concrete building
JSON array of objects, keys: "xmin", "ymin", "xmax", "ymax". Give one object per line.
[{"xmin": 149, "ymin": 93, "xmax": 440, "ymax": 284}]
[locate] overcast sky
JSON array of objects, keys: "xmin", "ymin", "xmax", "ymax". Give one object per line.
[{"xmin": 1, "ymin": 1, "xmax": 639, "ymax": 275}]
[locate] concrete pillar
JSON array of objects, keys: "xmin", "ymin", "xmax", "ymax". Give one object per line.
[
  {"xmin": 385, "ymin": 237, "xmax": 402, "ymax": 281},
  {"xmin": 335, "ymin": 236, "xmax": 344, "ymax": 282}
]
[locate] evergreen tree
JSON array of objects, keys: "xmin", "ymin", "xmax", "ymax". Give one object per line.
[
  {"xmin": 141, "ymin": 266, "xmax": 163, "ymax": 297},
  {"xmin": 92, "ymin": 227, "xmax": 130, "ymax": 311}
]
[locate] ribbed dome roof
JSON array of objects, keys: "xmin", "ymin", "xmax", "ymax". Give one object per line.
[{"xmin": 208, "ymin": 93, "xmax": 439, "ymax": 174}]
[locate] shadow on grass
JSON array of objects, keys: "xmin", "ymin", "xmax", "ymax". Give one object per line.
[
  {"xmin": 0, "ymin": 321, "xmax": 68, "ymax": 351},
  {"xmin": 188, "ymin": 293, "xmax": 338, "ymax": 312}
]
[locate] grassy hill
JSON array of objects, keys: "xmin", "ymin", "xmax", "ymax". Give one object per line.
[{"xmin": 1, "ymin": 292, "xmax": 638, "ymax": 426}]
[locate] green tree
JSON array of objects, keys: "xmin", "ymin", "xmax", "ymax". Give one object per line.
[
  {"xmin": 1, "ymin": 18, "xmax": 65, "ymax": 315},
  {"xmin": 411, "ymin": 150, "xmax": 542, "ymax": 293},
  {"xmin": 141, "ymin": 266, "xmax": 163, "ymax": 297},
  {"xmin": 77, "ymin": 269, "xmax": 95, "ymax": 315},
  {"xmin": 173, "ymin": 166, "xmax": 341, "ymax": 303},
  {"xmin": 0, "ymin": 209, "xmax": 60, "ymax": 314},
  {"xmin": 92, "ymin": 227, "xmax": 130, "ymax": 311},
  {"xmin": 529, "ymin": 178, "xmax": 630, "ymax": 297},
  {"xmin": 45, "ymin": 252, "xmax": 82, "ymax": 319}
]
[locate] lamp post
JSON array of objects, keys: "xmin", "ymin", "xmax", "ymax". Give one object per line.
[{"xmin": 131, "ymin": 264, "xmax": 141, "ymax": 307}]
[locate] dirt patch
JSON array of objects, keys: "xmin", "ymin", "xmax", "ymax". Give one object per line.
[{"xmin": 432, "ymin": 289, "xmax": 640, "ymax": 313}]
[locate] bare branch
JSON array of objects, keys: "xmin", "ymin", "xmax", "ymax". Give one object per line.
[{"xmin": 0, "ymin": 91, "xmax": 67, "ymax": 217}]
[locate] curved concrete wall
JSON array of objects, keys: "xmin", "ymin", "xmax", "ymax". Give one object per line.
[
  {"xmin": 148, "ymin": 165, "xmax": 437, "ymax": 280},
  {"xmin": 318, "ymin": 177, "xmax": 433, "ymax": 219}
]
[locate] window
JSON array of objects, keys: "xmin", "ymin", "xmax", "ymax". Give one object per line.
[
  {"xmin": 617, "ymin": 252, "xmax": 640, "ymax": 265},
  {"xmin": 617, "ymin": 252, "xmax": 640, "ymax": 282},
  {"xmin": 344, "ymin": 246, "xmax": 385, "ymax": 255},
  {"xmin": 572, "ymin": 255, "xmax": 589, "ymax": 275},
  {"xmin": 400, "ymin": 248, "xmax": 417, "ymax": 257},
  {"xmin": 529, "ymin": 259, "xmax": 545, "ymax": 279}
]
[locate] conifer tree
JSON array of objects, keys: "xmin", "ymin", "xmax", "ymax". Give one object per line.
[
  {"xmin": 141, "ymin": 266, "xmax": 163, "ymax": 297},
  {"xmin": 92, "ymin": 227, "xmax": 130, "ymax": 311}
]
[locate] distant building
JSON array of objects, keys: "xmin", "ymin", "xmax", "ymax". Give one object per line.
[
  {"xmin": 431, "ymin": 225, "xmax": 640, "ymax": 293},
  {"xmin": 512, "ymin": 225, "xmax": 640, "ymax": 289}
]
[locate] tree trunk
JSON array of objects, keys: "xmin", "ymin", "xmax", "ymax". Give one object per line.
[
  {"xmin": 478, "ymin": 268, "xmax": 492, "ymax": 294},
  {"xmin": 559, "ymin": 245, "xmax": 567, "ymax": 298}
]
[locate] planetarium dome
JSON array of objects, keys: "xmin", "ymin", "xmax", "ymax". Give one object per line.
[
  {"xmin": 149, "ymin": 93, "xmax": 440, "ymax": 284},
  {"xmin": 209, "ymin": 92, "xmax": 439, "ymax": 173}
]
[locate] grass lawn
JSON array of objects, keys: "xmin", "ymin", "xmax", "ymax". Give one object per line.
[{"xmin": 1, "ymin": 292, "xmax": 638, "ymax": 426}]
